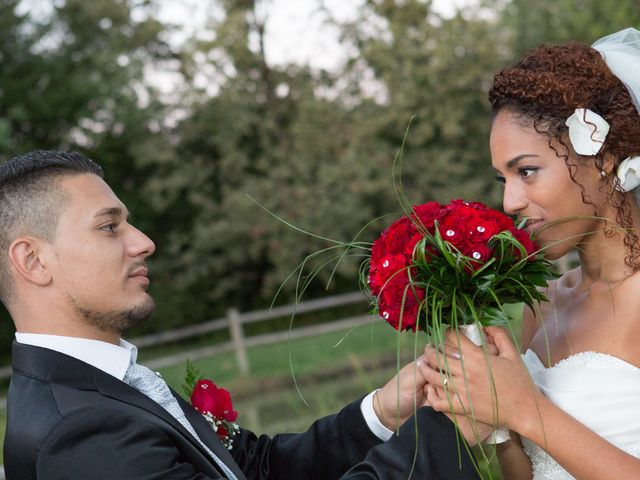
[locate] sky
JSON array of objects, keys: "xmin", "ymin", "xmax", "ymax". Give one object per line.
[{"xmin": 158, "ymin": 0, "xmax": 472, "ymax": 71}]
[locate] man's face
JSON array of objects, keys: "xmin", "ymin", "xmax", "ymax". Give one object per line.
[{"xmin": 48, "ymin": 174, "xmax": 156, "ymax": 333}]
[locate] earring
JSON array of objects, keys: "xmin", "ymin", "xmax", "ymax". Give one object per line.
[{"xmin": 600, "ymin": 170, "xmax": 607, "ymax": 178}]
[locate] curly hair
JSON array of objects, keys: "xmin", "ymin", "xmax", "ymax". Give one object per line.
[{"xmin": 489, "ymin": 42, "xmax": 640, "ymax": 270}]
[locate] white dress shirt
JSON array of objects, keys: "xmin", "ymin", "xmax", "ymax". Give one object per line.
[{"xmin": 15, "ymin": 333, "xmax": 393, "ymax": 441}]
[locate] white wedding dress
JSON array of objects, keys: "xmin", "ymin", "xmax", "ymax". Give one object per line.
[{"xmin": 520, "ymin": 349, "xmax": 640, "ymax": 479}]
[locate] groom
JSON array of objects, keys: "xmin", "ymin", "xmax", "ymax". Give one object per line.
[{"xmin": 1, "ymin": 150, "xmax": 480, "ymax": 479}]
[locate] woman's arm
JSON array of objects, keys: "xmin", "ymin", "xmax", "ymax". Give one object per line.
[
  {"xmin": 422, "ymin": 325, "xmax": 640, "ymax": 480},
  {"xmin": 494, "ymin": 304, "xmax": 538, "ymax": 479},
  {"xmin": 496, "ymin": 434, "xmax": 532, "ymax": 480},
  {"xmin": 518, "ymin": 393, "xmax": 640, "ymax": 479}
]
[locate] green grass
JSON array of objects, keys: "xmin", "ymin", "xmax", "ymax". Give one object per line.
[
  {"xmin": 157, "ymin": 319, "xmax": 423, "ymax": 394},
  {"xmin": 0, "ymin": 315, "xmax": 518, "ymax": 478}
]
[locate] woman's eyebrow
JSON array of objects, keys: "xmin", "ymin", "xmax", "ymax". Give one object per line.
[{"xmin": 505, "ymin": 154, "xmax": 540, "ymax": 169}]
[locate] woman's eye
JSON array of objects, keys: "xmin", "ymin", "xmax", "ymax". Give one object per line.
[
  {"xmin": 494, "ymin": 175, "xmax": 506, "ymax": 184},
  {"xmin": 519, "ymin": 167, "xmax": 538, "ymax": 178}
]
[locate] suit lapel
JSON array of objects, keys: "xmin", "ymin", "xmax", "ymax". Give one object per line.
[
  {"xmin": 93, "ymin": 371, "xmax": 227, "ymax": 470},
  {"xmin": 12, "ymin": 342, "xmax": 243, "ymax": 479}
]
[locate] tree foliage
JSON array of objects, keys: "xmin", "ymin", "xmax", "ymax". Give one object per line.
[{"xmin": 1, "ymin": 0, "xmax": 638, "ymax": 358}]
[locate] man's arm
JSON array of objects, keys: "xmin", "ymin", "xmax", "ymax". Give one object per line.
[
  {"xmin": 341, "ymin": 407, "xmax": 481, "ymax": 480},
  {"xmin": 231, "ymin": 352, "xmax": 480, "ymax": 480},
  {"xmin": 231, "ymin": 397, "xmax": 382, "ymax": 480}
]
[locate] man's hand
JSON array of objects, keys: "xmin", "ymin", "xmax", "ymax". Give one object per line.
[{"xmin": 373, "ymin": 348, "xmax": 432, "ymax": 431}]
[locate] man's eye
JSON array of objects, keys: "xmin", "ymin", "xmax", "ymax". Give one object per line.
[
  {"xmin": 494, "ymin": 175, "xmax": 505, "ymax": 184},
  {"xmin": 101, "ymin": 224, "xmax": 117, "ymax": 233}
]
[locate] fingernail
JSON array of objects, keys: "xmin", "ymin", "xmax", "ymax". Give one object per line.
[
  {"xmin": 451, "ymin": 351, "xmax": 461, "ymax": 360},
  {"xmin": 416, "ymin": 358, "xmax": 424, "ymax": 367}
]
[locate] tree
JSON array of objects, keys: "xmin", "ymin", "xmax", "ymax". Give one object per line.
[{"xmin": 0, "ymin": 0, "xmax": 175, "ymax": 355}]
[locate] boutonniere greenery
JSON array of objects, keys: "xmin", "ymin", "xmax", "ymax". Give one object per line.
[{"xmin": 183, "ymin": 361, "xmax": 240, "ymax": 449}]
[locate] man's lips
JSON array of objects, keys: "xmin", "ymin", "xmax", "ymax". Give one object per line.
[{"xmin": 128, "ymin": 266, "xmax": 149, "ymax": 284}]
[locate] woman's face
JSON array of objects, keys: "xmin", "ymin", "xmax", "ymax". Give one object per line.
[{"xmin": 490, "ymin": 110, "xmax": 607, "ymax": 259}]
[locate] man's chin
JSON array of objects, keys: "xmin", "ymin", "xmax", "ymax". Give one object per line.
[{"xmin": 74, "ymin": 296, "xmax": 156, "ymax": 334}]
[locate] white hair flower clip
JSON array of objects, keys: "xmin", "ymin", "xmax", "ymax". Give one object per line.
[
  {"xmin": 616, "ymin": 156, "xmax": 640, "ymax": 191},
  {"xmin": 565, "ymin": 108, "xmax": 610, "ymax": 156}
]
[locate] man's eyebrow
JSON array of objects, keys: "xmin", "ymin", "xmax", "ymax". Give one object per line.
[{"xmin": 94, "ymin": 207, "xmax": 129, "ymax": 218}]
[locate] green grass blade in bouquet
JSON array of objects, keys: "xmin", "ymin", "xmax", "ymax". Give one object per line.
[{"xmin": 363, "ymin": 198, "xmax": 560, "ymax": 452}]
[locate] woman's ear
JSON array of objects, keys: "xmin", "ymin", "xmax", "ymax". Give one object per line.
[
  {"xmin": 8, "ymin": 237, "xmax": 52, "ymax": 287},
  {"xmin": 601, "ymin": 152, "xmax": 618, "ymax": 176}
]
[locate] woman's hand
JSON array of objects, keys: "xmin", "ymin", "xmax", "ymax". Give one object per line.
[
  {"xmin": 426, "ymin": 384, "xmax": 499, "ymax": 445},
  {"xmin": 419, "ymin": 326, "xmax": 541, "ymax": 433}
]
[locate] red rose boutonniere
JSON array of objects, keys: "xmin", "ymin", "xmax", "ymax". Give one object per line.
[{"xmin": 183, "ymin": 361, "xmax": 240, "ymax": 450}]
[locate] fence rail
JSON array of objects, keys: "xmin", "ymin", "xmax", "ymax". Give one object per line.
[
  {"xmin": 0, "ymin": 291, "xmax": 370, "ymax": 480},
  {"xmin": 0, "ymin": 291, "xmax": 369, "ymax": 380}
]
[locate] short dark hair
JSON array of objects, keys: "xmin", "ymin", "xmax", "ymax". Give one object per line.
[{"xmin": 0, "ymin": 150, "xmax": 104, "ymax": 304}]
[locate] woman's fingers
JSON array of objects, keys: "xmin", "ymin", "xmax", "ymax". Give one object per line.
[
  {"xmin": 418, "ymin": 353, "xmax": 459, "ymax": 392},
  {"xmin": 426, "ymin": 385, "xmax": 467, "ymax": 414},
  {"xmin": 484, "ymin": 326, "xmax": 519, "ymax": 358},
  {"xmin": 423, "ymin": 344, "xmax": 464, "ymax": 377},
  {"xmin": 442, "ymin": 327, "xmax": 500, "ymax": 356}
]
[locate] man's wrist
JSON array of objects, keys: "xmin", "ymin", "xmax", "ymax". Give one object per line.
[{"xmin": 360, "ymin": 390, "xmax": 394, "ymax": 441}]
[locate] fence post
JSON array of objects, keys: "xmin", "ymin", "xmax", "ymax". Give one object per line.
[{"xmin": 228, "ymin": 308, "xmax": 250, "ymax": 376}]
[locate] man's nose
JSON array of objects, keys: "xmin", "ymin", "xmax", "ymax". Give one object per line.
[{"xmin": 129, "ymin": 226, "xmax": 156, "ymax": 258}]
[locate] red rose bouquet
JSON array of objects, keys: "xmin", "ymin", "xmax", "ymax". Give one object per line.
[
  {"xmin": 365, "ymin": 199, "xmax": 556, "ymax": 335},
  {"xmin": 183, "ymin": 361, "xmax": 240, "ymax": 449}
]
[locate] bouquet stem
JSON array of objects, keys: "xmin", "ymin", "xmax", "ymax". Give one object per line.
[{"xmin": 459, "ymin": 323, "xmax": 510, "ymax": 444}]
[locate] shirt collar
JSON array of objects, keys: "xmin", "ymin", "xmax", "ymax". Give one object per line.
[{"xmin": 15, "ymin": 333, "xmax": 138, "ymax": 381}]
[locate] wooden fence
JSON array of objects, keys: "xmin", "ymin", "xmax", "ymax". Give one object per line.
[
  {"xmin": 0, "ymin": 291, "xmax": 372, "ymax": 480},
  {"xmin": 0, "ymin": 254, "xmax": 577, "ymax": 479},
  {"xmin": 0, "ymin": 290, "xmax": 371, "ymax": 383}
]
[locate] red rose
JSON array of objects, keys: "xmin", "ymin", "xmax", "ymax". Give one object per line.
[
  {"xmin": 513, "ymin": 229, "xmax": 537, "ymax": 259},
  {"xmin": 217, "ymin": 425, "xmax": 229, "ymax": 438},
  {"xmin": 467, "ymin": 217, "xmax": 500, "ymax": 243},
  {"xmin": 411, "ymin": 202, "xmax": 442, "ymax": 231},
  {"xmin": 438, "ymin": 215, "xmax": 470, "ymax": 251},
  {"xmin": 463, "ymin": 244, "xmax": 492, "ymax": 271},
  {"xmin": 371, "ymin": 216, "xmax": 416, "ymax": 260},
  {"xmin": 489, "ymin": 210, "xmax": 516, "ymax": 231},
  {"xmin": 191, "ymin": 380, "xmax": 238, "ymax": 422},
  {"xmin": 378, "ymin": 274, "xmax": 425, "ymax": 331},
  {"xmin": 368, "ymin": 253, "xmax": 408, "ymax": 295},
  {"xmin": 403, "ymin": 232, "xmax": 423, "ymax": 258}
]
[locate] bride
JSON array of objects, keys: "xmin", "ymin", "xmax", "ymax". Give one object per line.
[{"xmin": 421, "ymin": 28, "xmax": 640, "ymax": 479}]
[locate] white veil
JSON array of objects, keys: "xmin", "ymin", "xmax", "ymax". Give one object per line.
[
  {"xmin": 592, "ymin": 28, "xmax": 640, "ymax": 200},
  {"xmin": 592, "ymin": 28, "xmax": 640, "ymax": 116}
]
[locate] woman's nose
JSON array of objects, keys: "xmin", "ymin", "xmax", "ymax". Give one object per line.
[{"xmin": 502, "ymin": 181, "xmax": 527, "ymax": 216}]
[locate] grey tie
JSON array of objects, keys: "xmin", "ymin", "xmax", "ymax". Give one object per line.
[{"xmin": 124, "ymin": 363, "xmax": 238, "ymax": 480}]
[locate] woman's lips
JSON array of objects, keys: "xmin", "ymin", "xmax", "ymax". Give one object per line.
[{"xmin": 524, "ymin": 219, "xmax": 544, "ymax": 233}]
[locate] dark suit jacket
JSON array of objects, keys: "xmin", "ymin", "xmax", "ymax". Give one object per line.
[{"xmin": 3, "ymin": 342, "xmax": 480, "ymax": 479}]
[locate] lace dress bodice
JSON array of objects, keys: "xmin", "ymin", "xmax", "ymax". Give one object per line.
[{"xmin": 520, "ymin": 349, "xmax": 640, "ymax": 479}]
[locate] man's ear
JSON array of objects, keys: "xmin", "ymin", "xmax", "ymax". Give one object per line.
[{"xmin": 8, "ymin": 237, "xmax": 52, "ymax": 287}]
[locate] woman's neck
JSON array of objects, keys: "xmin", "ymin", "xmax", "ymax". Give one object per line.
[{"xmin": 577, "ymin": 203, "xmax": 640, "ymax": 285}]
